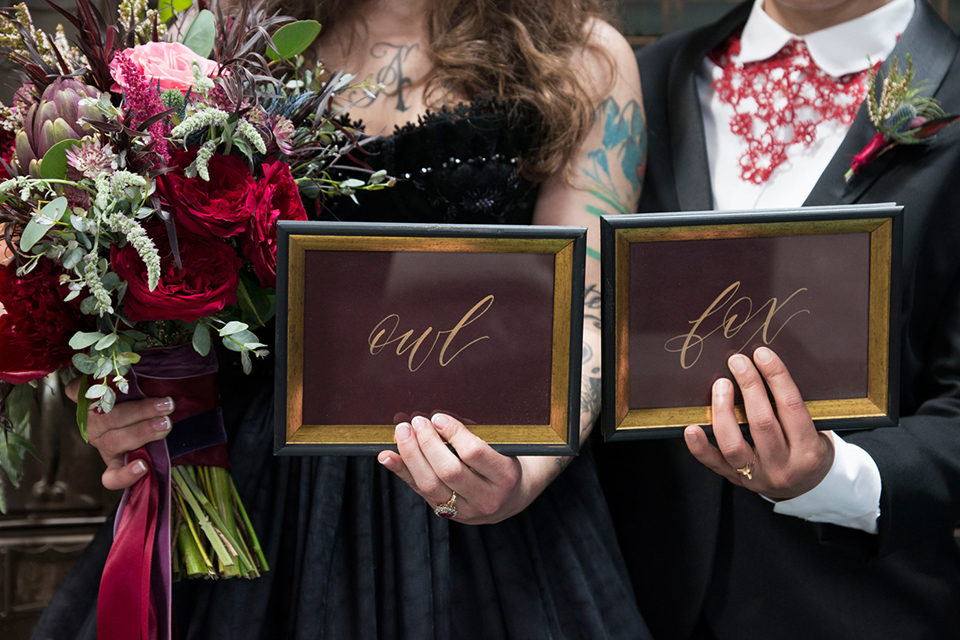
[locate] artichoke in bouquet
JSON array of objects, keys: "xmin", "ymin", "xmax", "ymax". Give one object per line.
[{"xmin": 14, "ymin": 78, "xmax": 102, "ymax": 177}]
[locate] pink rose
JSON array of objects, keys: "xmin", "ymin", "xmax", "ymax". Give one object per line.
[{"xmin": 111, "ymin": 42, "xmax": 219, "ymax": 93}]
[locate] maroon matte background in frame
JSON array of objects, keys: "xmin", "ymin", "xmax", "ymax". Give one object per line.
[{"xmin": 628, "ymin": 233, "xmax": 871, "ymax": 410}]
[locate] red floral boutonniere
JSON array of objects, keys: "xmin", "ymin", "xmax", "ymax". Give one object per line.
[{"xmin": 846, "ymin": 55, "xmax": 960, "ymax": 182}]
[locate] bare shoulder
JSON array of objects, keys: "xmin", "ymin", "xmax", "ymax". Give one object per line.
[{"xmin": 574, "ymin": 18, "xmax": 641, "ymax": 99}]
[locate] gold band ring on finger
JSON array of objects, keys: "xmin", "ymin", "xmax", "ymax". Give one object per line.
[
  {"xmin": 434, "ymin": 490, "xmax": 458, "ymax": 519},
  {"xmin": 735, "ymin": 453, "xmax": 757, "ymax": 481}
]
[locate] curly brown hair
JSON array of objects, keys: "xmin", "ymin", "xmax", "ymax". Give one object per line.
[{"xmin": 267, "ymin": 0, "xmax": 615, "ymax": 181}]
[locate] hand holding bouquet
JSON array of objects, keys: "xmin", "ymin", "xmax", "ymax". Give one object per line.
[{"xmin": 0, "ymin": 0, "xmax": 389, "ymax": 637}]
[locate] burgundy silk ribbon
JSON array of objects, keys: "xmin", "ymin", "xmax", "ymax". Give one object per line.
[{"xmin": 98, "ymin": 345, "xmax": 228, "ymax": 640}]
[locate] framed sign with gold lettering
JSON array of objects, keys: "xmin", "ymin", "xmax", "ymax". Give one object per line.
[
  {"xmin": 275, "ymin": 221, "xmax": 586, "ymax": 455},
  {"xmin": 600, "ymin": 204, "xmax": 903, "ymax": 440}
]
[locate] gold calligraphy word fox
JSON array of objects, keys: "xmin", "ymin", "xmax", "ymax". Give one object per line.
[
  {"xmin": 664, "ymin": 282, "xmax": 809, "ymax": 369},
  {"xmin": 367, "ymin": 295, "xmax": 494, "ymax": 372}
]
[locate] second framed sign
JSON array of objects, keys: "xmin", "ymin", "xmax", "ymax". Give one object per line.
[
  {"xmin": 275, "ymin": 221, "xmax": 586, "ymax": 456},
  {"xmin": 601, "ymin": 204, "xmax": 903, "ymax": 441}
]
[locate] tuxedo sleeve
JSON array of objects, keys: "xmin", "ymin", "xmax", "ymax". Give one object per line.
[{"xmin": 845, "ymin": 267, "xmax": 960, "ymax": 557}]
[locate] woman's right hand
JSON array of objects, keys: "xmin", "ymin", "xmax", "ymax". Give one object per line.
[{"xmin": 64, "ymin": 380, "xmax": 175, "ymax": 490}]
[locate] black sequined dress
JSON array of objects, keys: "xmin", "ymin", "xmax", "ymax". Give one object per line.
[{"xmin": 31, "ymin": 101, "xmax": 651, "ymax": 640}]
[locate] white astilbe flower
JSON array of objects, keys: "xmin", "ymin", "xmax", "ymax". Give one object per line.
[
  {"xmin": 103, "ymin": 213, "xmax": 160, "ymax": 291},
  {"xmin": 170, "ymin": 107, "xmax": 230, "ymax": 140},
  {"xmin": 195, "ymin": 140, "xmax": 218, "ymax": 181},
  {"xmin": 0, "ymin": 175, "xmax": 33, "ymax": 200},
  {"xmin": 0, "ymin": 175, "xmax": 60, "ymax": 200},
  {"xmin": 235, "ymin": 119, "xmax": 267, "ymax": 154},
  {"xmin": 191, "ymin": 61, "xmax": 215, "ymax": 95},
  {"xmin": 94, "ymin": 171, "xmax": 147, "ymax": 210},
  {"xmin": 82, "ymin": 253, "xmax": 113, "ymax": 316}
]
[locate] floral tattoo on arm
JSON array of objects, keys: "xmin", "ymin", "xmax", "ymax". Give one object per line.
[{"xmin": 582, "ymin": 98, "xmax": 647, "ymax": 255}]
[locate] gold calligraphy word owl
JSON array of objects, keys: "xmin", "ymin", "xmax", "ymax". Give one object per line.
[
  {"xmin": 663, "ymin": 282, "xmax": 810, "ymax": 369},
  {"xmin": 367, "ymin": 295, "xmax": 494, "ymax": 372}
]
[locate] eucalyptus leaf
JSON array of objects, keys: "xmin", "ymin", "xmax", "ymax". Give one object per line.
[
  {"xmin": 100, "ymin": 388, "xmax": 116, "ymax": 413},
  {"xmin": 85, "ymin": 384, "xmax": 108, "ymax": 400},
  {"xmin": 241, "ymin": 349, "xmax": 252, "ymax": 374},
  {"xmin": 80, "ymin": 296, "xmax": 98, "ymax": 315},
  {"xmin": 193, "ymin": 322, "xmax": 211, "ymax": 357},
  {"xmin": 116, "ymin": 352, "xmax": 141, "ymax": 367},
  {"xmin": 181, "ymin": 10, "xmax": 216, "ymax": 58},
  {"xmin": 219, "ymin": 321, "xmax": 248, "ymax": 337},
  {"xmin": 69, "ymin": 331, "xmax": 105, "ymax": 350},
  {"xmin": 20, "ymin": 217, "xmax": 55, "ymax": 253},
  {"xmin": 39, "ymin": 139, "xmax": 82, "ymax": 181},
  {"xmin": 101, "ymin": 272, "xmax": 120, "ymax": 291},
  {"xmin": 223, "ymin": 331, "xmax": 257, "ymax": 351},
  {"xmin": 63, "ymin": 247, "xmax": 84, "ymax": 270},
  {"xmin": 94, "ymin": 359, "xmax": 113, "ymax": 380},
  {"xmin": 20, "ymin": 198, "xmax": 69, "ymax": 251},
  {"xmin": 94, "ymin": 333, "xmax": 118, "ymax": 351},
  {"xmin": 266, "ymin": 20, "xmax": 322, "ymax": 61},
  {"xmin": 72, "ymin": 353, "xmax": 98, "ymax": 375}
]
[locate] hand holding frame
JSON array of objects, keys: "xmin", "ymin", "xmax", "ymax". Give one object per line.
[{"xmin": 684, "ymin": 346, "xmax": 835, "ymax": 500}]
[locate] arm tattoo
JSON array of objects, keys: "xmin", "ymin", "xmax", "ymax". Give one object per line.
[
  {"xmin": 580, "ymin": 284, "xmax": 603, "ymax": 435},
  {"xmin": 581, "ymin": 98, "xmax": 647, "ymax": 223},
  {"xmin": 580, "ymin": 372, "xmax": 601, "ymax": 436},
  {"xmin": 583, "ymin": 284, "xmax": 601, "ymax": 331}
]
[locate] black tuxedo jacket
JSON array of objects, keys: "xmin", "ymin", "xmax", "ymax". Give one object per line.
[{"xmin": 595, "ymin": 2, "xmax": 960, "ymax": 639}]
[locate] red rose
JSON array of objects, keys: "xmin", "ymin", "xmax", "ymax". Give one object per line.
[
  {"xmin": 0, "ymin": 261, "xmax": 89, "ymax": 384},
  {"xmin": 158, "ymin": 149, "xmax": 256, "ymax": 239},
  {"xmin": 113, "ymin": 226, "xmax": 241, "ymax": 322},
  {"xmin": 241, "ymin": 159, "xmax": 307, "ymax": 289}
]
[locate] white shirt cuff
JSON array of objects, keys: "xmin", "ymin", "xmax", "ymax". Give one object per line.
[{"xmin": 767, "ymin": 432, "xmax": 881, "ymax": 534}]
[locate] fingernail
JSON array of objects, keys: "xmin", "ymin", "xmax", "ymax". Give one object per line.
[
  {"xmin": 715, "ymin": 378, "xmax": 731, "ymax": 395},
  {"xmin": 152, "ymin": 416, "xmax": 171, "ymax": 432},
  {"xmin": 412, "ymin": 416, "xmax": 430, "ymax": 433},
  {"xmin": 155, "ymin": 397, "xmax": 175, "ymax": 414},
  {"xmin": 378, "ymin": 453, "xmax": 393, "ymax": 468},
  {"xmin": 133, "ymin": 460, "xmax": 147, "ymax": 475},
  {"xmin": 396, "ymin": 423, "xmax": 412, "ymax": 442},
  {"xmin": 685, "ymin": 426, "xmax": 698, "ymax": 443},
  {"xmin": 755, "ymin": 347, "xmax": 773, "ymax": 365},
  {"xmin": 729, "ymin": 355, "xmax": 748, "ymax": 374},
  {"xmin": 432, "ymin": 413, "xmax": 449, "ymax": 429}
]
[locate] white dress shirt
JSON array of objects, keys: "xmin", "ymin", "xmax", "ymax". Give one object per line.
[{"xmin": 696, "ymin": 0, "xmax": 915, "ymax": 534}]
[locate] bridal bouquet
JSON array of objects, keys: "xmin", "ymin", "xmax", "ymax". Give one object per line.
[{"xmin": 0, "ymin": 0, "xmax": 385, "ymax": 636}]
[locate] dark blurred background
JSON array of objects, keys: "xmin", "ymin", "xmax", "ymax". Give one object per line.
[{"xmin": 0, "ymin": 1, "xmax": 957, "ymax": 638}]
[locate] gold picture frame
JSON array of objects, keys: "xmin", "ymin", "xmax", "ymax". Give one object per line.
[{"xmin": 601, "ymin": 204, "xmax": 903, "ymax": 440}]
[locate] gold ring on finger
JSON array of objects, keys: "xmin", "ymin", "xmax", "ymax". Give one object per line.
[
  {"xmin": 434, "ymin": 490, "xmax": 457, "ymax": 519},
  {"xmin": 735, "ymin": 453, "xmax": 757, "ymax": 481}
]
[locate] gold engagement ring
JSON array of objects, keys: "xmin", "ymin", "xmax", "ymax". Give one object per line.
[{"xmin": 434, "ymin": 490, "xmax": 458, "ymax": 519}]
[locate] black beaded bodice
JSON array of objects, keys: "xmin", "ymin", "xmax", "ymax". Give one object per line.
[{"xmin": 319, "ymin": 100, "xmax": 541, "ymax": 225}]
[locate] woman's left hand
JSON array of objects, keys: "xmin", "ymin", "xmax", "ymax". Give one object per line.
[{"xmin": 378, "ymin": 413, "xmax": 538, "ymax": 524}]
